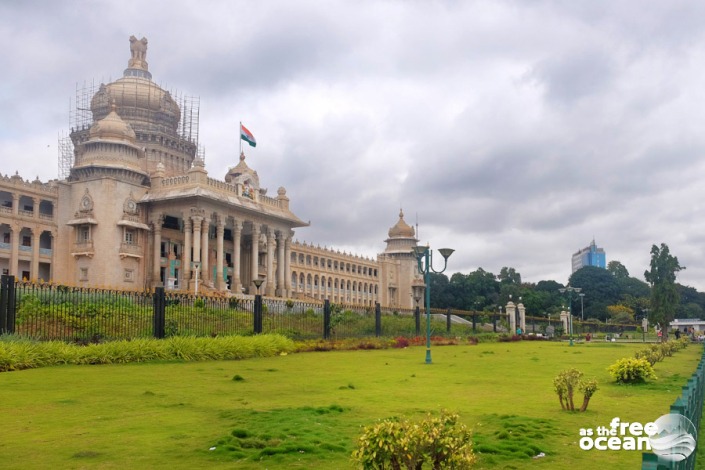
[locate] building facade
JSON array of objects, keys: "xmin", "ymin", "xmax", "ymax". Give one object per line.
[
  {"xmin": 0, "ymin": 36, "xmax": 423, "ymax": 309},
  {"xmin": 571, "ymin": 239, "xmax": 606, "ymax": 273}
]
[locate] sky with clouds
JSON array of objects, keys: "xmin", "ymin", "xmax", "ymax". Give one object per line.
[{"xmin": 2, "ymin": 0, "xmax": 705, "ymax": 290}]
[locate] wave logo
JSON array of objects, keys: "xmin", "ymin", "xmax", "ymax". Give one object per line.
[{"xmin": 649, "ymin": 413, "xmax": 698, "ymax": 463}]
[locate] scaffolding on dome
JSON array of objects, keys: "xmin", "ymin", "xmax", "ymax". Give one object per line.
[
  {"xmin": 58, "ymin": 80, "xmax": 202, "ymax": 180},
  {"xmin": 177, "ymin": 93, "xmax": 200, "ymax": 149}
]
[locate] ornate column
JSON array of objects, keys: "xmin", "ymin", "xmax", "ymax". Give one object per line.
[
  {"xmin": 11, "ymin": 194, "xmax": 19, "ymax": 216},
  {"xmin": 183, "ymin": 217, "xmax": 192, "ymax": 286},
  {"xmin": 266, "ymin": 228, "xmax": 276, "ymax": 297},
  {"xmin": 276, "ymin": 231, "xmax": 285, "ymax": 297},
  {"xmin": 284, "ymin": 233, "xmax": 292, "ymax": 297},
  {"xmin": 192, "ymin": 216, "xmax": 203, "ymax": 264},
  {"xmin": 201, "ymin": 217, "xmax": 209, "ymax": 283},
  {"xmin": 250, "ymin": 222, "xmax": 260, "ymax": 294},
  {"xmin": 152, "ymin": 213, "xmax": 163, "ymax": 287},
  {"xmin": 216, "ymin": 216, "xmax": 225, "ymax": 291},
  {"xmin": 9, "ymin": 224, "xmax": 19, "ymax": 277},
  {"xmin": 49, "ymin": 230, "xmax": 56, "ymax": 282},
  {"xmin": 31, "ymin": 227, "xmax": 40, "ymax": 281},
  {"xmin": 33, "ymin": 197, "xmax": 40, "ymax": 219},
  {"xmin": 232, "ymin": 219, "xmax": 242, "ymax": 294}
]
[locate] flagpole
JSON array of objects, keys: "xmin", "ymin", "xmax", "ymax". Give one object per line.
[{"xmin": 239, "ymin": 121, "xmax": 242, "ymax": 155}]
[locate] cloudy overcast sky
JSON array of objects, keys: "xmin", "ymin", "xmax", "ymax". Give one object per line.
[{"xmin": 2, "ymin": 0, "xmax": 705, "ymax": 290}]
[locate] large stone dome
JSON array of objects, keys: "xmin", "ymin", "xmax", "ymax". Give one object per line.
[{"xmin": 89, "ymin": 36, "xmax": 181, "ymax": 134}]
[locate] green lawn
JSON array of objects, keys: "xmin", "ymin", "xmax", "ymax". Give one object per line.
[{"xmin": 0, "ymin": 340, "xmax": 701, "ymax": 469}]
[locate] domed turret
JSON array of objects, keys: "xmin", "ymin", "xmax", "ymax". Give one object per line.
[
  {"xmin": 71, "ymin": 102, "xmax": 147, "ymax": 180},
  {"xmin": 388, "ymin": 210, "xmax": 415, "ymax": 239},
  {"xmin": 383, "ymin": 209, "xmax": 419, "ymax": 255},
  {"xmin": 225, "ymin": 152, "xmax": 260, "ymax": 189},
  {"xmin": 88, "ymin": 101, "xmax": 136, "ymax": 142}
]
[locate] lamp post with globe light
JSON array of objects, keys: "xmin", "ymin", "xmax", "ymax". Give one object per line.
[{"xmin": 413, "ymin": 245, "xmax": 454, "ymax": 364}]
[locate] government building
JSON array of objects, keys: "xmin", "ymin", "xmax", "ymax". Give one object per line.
[{"xmin": 0, "ymin": 36, "xmax": 423, "ymax": 309}]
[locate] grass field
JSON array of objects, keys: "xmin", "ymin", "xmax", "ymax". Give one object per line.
[{"xmin": 0, "ymin": 340, "xmax": 701, "ymax": 469}]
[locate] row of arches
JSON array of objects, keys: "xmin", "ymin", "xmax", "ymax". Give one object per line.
[
  {"xmin": 290, "ymin": 251, "xmax": 378, "ymax": 278},
  {"xmin": 291, "ymin": 270, "xmax": 379, "ymax": 304}
]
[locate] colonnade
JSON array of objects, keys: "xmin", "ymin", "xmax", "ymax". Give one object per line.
[{"xmin": 152, "ymin": 210, "xmax": 293, "ymax": 296}]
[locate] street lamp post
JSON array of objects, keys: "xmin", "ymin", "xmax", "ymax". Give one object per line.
[
  {"xmin": 579, "ymin": 293, "xmax": 585, "ymax": 322},
  {"xmin": 252, "ymin": 277, "xmax": 265, "ymax": 334},
  {"xmin": 558, "ymin": 286, "xmax": 582, "ymax": 346},
  {"xmin": 413, "ymin": 245, "xmax": 454, "ymax": 364},
  {"xmin": 412, "ymin": 282, "xmax": 424, "ymax": 337}
]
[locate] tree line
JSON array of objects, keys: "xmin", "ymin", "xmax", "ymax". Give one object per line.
[{"xmin": 428, "ymin": 243, "xmax": 697, "ymax": 333}]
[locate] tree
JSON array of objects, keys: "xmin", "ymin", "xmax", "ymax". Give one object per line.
[
  {"xmin": 498, "ymin": 267, "xmax": 521, "ymax": 285},
  {"xmin": 428, "ymin": 273, "xmax": 452, "ymax": 309},
  {"xmin": 644, "ymin": 243, "xmax": 685, "ymax": 342},
  {"xmin": 607, "ymin": 260, "xmax": 630, "ymax": 279},
  {"xmin": 606, "ymin": 305, "xmax": 634, "ymax": 324},
  {"xmin": 568, "ymin": 266, "xmax": 621, "ymax": 321}
]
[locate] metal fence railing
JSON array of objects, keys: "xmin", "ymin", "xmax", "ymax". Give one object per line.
[
  {"xmin": 0, "ymin": 275, "xmax": 648, "ymax": 343},
  {"xmin": 642, "ymin": 347, "xmax": 705, "ymax": 469}
]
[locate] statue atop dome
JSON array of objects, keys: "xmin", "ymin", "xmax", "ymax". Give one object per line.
[{"xmin": 128, "ymin": 35, "xmax": 149, "ymax": 70}]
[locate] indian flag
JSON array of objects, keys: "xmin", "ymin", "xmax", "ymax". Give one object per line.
[{"xmin": 240, "ymin": 123, "xmax": 256, "ymax": 147}]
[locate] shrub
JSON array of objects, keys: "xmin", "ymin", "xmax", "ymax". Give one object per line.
[
  {"xmin": 393, "ymin": 337, "xmax": 410, "ymax": 348},
  {"xmin": 608, "ymin": 357, "xmax": 656, "ymax": 383},
  {"xmin": 578, "ymin": 378, "xmax": 599, "ymax": 412},
  {"xmin": 553, "ymin": 368, "xmax": 598, "ymax": 412},
  {"xmin": 352, "ymin": 410, "xmax": 476, "ymax": 469},
  {"xmin": 634, "ymin": 348, "xmax": 662, "ymax": 366}
]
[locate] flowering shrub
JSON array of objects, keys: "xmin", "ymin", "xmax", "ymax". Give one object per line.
[
  {"xmin": 608, "ymin": 357, "xmax": 656, "ymax": 383},
  {"xmin": 352, "ymin": 410, "xmax": 476, "ymax": 469}
]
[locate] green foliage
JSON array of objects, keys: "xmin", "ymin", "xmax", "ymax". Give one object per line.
[
  {"xmin": 634, "ymin": 346, "xmax": 663, "ymax": 366},
  {"xmin": 644, "ymin": 243, "xmax": 685, "ymax": 338},
  {"xmin": 633, "ymin": 339, "xmax": 688, "ymax": 366},
  {"xmin": 352, "ymin": 410, "xmax": 476, "ymax": 469},
  {"xmin": 569, "ymin": 266, "xmax": 621, "ymax": 321},
  {"xmin": 0, "ymin": 334, "xmax": 295, "ymax": 372},
  {"xmin": 193, "ymin": 298, "xmax": 206, "ymax": 309},
  {"xmin": 608, "ymin": 357, "xmax": 657, "ymax": 383},
  {"xmin": 607, "ymin": 261, "xmax": 630, "ymax": 279},
  {"xmin": 552, "ymin": 368, "xmax": 598, "ymax": 412}
]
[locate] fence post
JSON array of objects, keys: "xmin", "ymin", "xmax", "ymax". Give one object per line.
[
  {"xmin": 446, "ymin": 307, "xmax": 451, "ymax": 333},
  {"xmin": 324, "ymin": 299, "xmax": 331, "ymax": 339},
  {"xmin": 0, "ymin": 275, "xmax": 9, "ymax": 334},
  {"xmin": 6, "ymin": 276, "xmax": 16, "ymax": 334},
  {"xmin": 415, "ymin": 305, "xmax": 421, "ymax": 337},
  {"xmin": 153, "ymin": 287, "xmax": 165, "ymax": 339},
  {"xmin": 472, "ymin": 313, "xmax": 476, "ymax": 332},
  {"xmin": 375, "ymin": 303, "xmax": 381, "ymax": 337},
  {"xmin": 254, "ymin": 294, "xmax": 263, "ymax": 334}
]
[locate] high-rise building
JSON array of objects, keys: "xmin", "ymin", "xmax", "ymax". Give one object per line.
[{"xmin": 571, "ymin": 239, "xmax": 606, "ymax": 273}]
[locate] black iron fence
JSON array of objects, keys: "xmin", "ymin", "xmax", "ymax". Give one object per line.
[
  {"xmin": 0, "ymin": 275, "xmax": 644, "ymax": 342},
  {"xmin": 641, "ymin": 347, "xmax": 705, "ymax": 469}
]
